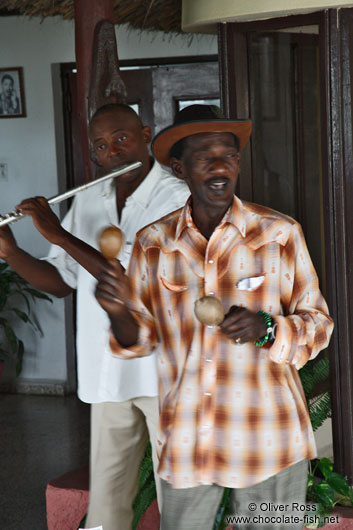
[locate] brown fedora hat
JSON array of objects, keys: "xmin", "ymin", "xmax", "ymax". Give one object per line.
[{"xmin": 152, "ymin": 104, "xmax": 252, "ymax": 167}]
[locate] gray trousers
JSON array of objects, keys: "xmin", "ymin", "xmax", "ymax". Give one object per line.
[{"xmin": 160, "ymin": 459, "xmax": 308, "ymax": 530}]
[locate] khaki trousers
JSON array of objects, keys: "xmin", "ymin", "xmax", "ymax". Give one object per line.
[
  {"xmin": 160, "ymin": 459, "xmax": 308, "ymax": 530},
  {"xmin": 85, "ymin": 396, "xmax": 160, "ymax": 530}
]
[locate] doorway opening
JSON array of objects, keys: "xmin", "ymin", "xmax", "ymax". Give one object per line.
[{"xmin": 58, "ymin": 55, "xmax": 220, "ymax": 392}]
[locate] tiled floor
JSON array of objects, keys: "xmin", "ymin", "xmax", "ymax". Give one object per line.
[{"xmin": 0, "ymin": 393, "xmax": 90, "ymax": 530}]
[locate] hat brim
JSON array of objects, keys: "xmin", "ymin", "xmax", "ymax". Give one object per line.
[{"xmin": 152, "ymin": 119, "xmax": 252, "ymax": 167}]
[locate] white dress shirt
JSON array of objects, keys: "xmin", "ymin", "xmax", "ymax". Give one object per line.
[{"xmin": 45, "ymin": 161, "xmax": 190, "ymax": 403}]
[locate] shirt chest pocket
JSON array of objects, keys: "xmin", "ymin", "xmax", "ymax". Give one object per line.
[
  {"xmin": 233, "ymin": 273, "xmax": 268, "ymax": 312},
  {"xmin": 159, "ymin": 276, "xmax": 189, "ymax": 292},
  {"xmin": 158, "ymin": 252, "xmax": 200, "ymax": 295},
  {"xmin": 236, "ymin": 274, "xmax": 266, "ymax": 291}
]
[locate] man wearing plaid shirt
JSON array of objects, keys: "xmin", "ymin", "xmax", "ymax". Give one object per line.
[{"xmin": 95, "ymin": 105, "xmax": 334, "ymax": 530}]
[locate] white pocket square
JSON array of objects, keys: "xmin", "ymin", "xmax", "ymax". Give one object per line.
[{"xmin": 236, "ymin": 275, "xmax": 265, "ymax": 291}]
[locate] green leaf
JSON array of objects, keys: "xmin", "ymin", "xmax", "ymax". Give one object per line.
[
  {"xmin": 10, "ymin": 308, "xmax": 29, "ymax": 323},
  {"xmin": 304, "ymin": 503, "xmax": 321, "ymax": 529},
  {"xmin": 307, "ymin": 474, "xmax": 315, "ymax": 489},
  {"xmin": 27, "ymin": 315, "xmax": 42, "ymax": 334},
  {"xmin": 0, "ymin": 292, "xmax": 7, "ymax": 312},
  {"xmin": 313, "ymin": 483, "xmax": 335, "ymax": 508},
  {"xmin": 300, "ymin": 356, "xmax": 330, "ymax": 396},
  {"xmin": 306, "ymin": 503, "xmax": 332, "ymax": 528},
  {"xmin": 10, "ymin": 290, "xmax": 31, "ymax": 313},
  {"xmin": 213, "ymin": 487, "xmax": 232, "ymax": 530},
  {"xmin": 0, "ymin": 265, "xmax": 51, "ymax": 375},
  {"xmin": 131, "ymin": 441, "xmax": 157, "ymax": 530},
  {"xmin": 23, "ymin": 287, "xmax": 52, "ymax": 302},
  {"xmin": 299, "ymin": 354, "xmax": 331, "ymax": 431},
  {"xmin": 3, "ymin": 323, "xmax": 18, "ymax": 354},
  {"xmin": 138, "ymin": 456, "xmax": 154, "ymax": 491},
  {"xmin": 16, "ymin": 340, "xmax": 24, "ymax": 376},
  {"xmin": 327, "ymin": 472, "xmax": 349, "ymax": 496},
  {"xmin": 135, "ymin": 441, "xmax": 154, "ymax": 491},
  {"xmin": 308, "ymin": 392, "xmax": 331, "ymax": 431},
  {"xmin": 0, "ymin": 348, "xmax": 9, "ymax": 360},
  {"xmin": 132, "ymin": 477, "xmax": 156, "ymax": 530},
  {"xmin": 318, "ymin": 458, "xmax": 334, "ymax": 480},
  {"xmin": 77, "ymin": 513, "xmax": 86, "ymax": 529},
  {"xmin": 305, "ymin": 517, "xmax": 320, "ymax": 528}
]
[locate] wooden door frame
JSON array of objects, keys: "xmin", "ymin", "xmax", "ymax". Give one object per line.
[{"xmin": 219, "ymin": 10, "xmax": 353, "ymax": 481}]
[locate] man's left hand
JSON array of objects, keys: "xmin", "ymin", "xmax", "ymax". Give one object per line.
[
  {"xmin": 15, "ymin": 196, "xmax": 65, "ymax": 245},
  {"xmin": 219, "ymin": 306, "xmax": 267, "ymax": 344}
]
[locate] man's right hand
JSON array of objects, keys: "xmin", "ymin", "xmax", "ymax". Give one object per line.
[
  {"xmin": 0, "ymin": 224, "xmax": 18, "ymax": 260},
  {"xmin": 15, "ymin": 196, "xmax": 67, "ymax": 246},
  {"xmin": 95, "ymin": 260, "xmax": 131, "ymax": 317},
  {"xmin": 96, "ymin": 260, "xmax": 140, "ymax": 348}
]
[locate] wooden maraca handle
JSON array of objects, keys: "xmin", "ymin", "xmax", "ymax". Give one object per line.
[{"xmin": 98, "ymin": 225, "xmax": 124, "ymax": 261}]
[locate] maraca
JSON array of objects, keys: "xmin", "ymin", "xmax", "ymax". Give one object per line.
[
  {"xmin": 98, "ymin": 225, "xmax": 124, "ymax": 261},
  {"xmin": 194, "ymin": 295, "xmax": 225, "ymax": 326}
]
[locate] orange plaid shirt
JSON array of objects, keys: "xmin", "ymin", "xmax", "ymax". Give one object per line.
[{"xmin": 110, "ymin": 196, "xmax": 334, "ymax": 489}]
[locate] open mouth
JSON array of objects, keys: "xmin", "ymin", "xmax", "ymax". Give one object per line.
[{"xmin": 206, "ymin": 177, "xmax": 229, "ymax": 192}]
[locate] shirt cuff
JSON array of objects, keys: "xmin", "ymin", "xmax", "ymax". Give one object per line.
[
  {"xmin": 109, "ymin": 326, "xmax": 154, "ymax": 359},
  {"xmin": 268, "ymin": 315, "xmax": 310, "ymax": 369}
]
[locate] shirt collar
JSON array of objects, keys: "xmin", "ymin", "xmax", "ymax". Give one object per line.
[
  {"xmin": 102, "ymin": 159, "xmax": 162, "ymax": 209},
  {"xmin": 175, "ymin": 195, "xmax": 247, "ymax": 241}
]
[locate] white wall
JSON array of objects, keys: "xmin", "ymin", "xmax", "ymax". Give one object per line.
[{"xmin": 0, "ymin": 16, "xmax": 217, "ymax": 387}]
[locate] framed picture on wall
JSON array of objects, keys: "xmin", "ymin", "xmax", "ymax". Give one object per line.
[{"xmin": 0, "ymin": 67, "xmax": 26, "ymax": 118}]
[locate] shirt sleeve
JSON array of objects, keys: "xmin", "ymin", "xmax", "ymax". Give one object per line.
[
  {"xmin": 41, "ymin": 199, "xmax": 80, "ymax": 289},
  {"xmin": 109, "ymin": 238, "xmax": 159, "ymax": 359},
  {"xmin": 269, "ymin": 222, "xmax": 334, "ymax": 369}
]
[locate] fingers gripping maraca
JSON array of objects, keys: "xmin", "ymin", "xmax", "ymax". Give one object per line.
[
  {"xmin": 96, "ymin": 225, "xmax": 128, "ymax": 315},
  {"xmin": 194, "ymin": 295, "xmax": 263, "ymax": 345}
]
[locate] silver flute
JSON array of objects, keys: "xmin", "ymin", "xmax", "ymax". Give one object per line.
[{"xmin": 0, "ymin": 161, "xmax": 142, "ymax": 228}]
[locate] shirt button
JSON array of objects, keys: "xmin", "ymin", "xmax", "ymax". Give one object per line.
[
  {"xmin": 204, "ymin": 392, "xmax": 212, "ymax": 396},
  {"xmin": 208, "ymin": 259, "xmax": 214, "ymax": 264}
]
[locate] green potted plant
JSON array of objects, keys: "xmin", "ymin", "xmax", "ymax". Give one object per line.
[
  {"xmin": 305, "ymin": 457, "xmax": 353, "ymax": 528},
  {"xmin": 0, "ymin": 261, "xmax": 52, "ymax": 378}
]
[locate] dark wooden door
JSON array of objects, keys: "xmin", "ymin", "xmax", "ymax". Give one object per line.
[
  {"xmin": 219, "ymin": 11, "xmax": 353, "ymax": 481},
  {"xmin": 247, "ymin": 32, "xmax": 324, "ymax": 286}
]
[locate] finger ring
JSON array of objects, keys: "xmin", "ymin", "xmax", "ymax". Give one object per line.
[{"xmin": 234, "ymin": 337, "xmax": 241, "ymax": 344}]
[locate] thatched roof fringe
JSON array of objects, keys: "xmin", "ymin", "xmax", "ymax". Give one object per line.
[{"xmin": 0, "ymin": 0, "xmax": 183, "ymax": 33}]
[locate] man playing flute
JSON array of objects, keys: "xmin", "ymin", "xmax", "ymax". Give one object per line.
[
  {"xmin": 0, "ymin": 103, "xmax": 189, "ymax": 530},
  {"xmin": 95, "ymin": 104, "xmax": 334, "ymax": 530}
]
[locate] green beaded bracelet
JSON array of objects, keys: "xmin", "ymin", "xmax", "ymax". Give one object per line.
[{"xmin": 254, "ymin": 311, "xmax": 275, "ymax": 347}]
